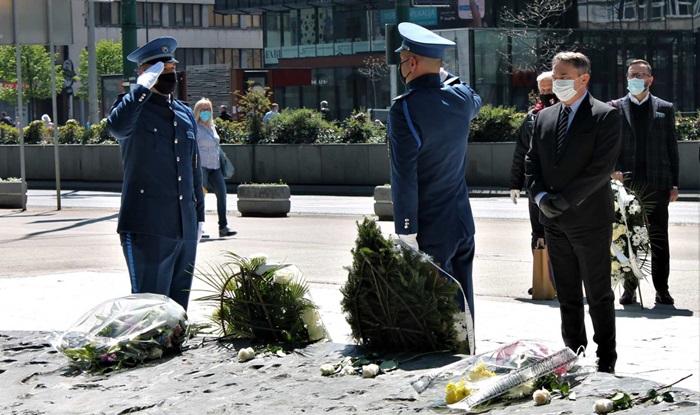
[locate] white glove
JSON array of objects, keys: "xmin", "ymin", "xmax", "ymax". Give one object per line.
[
  {"xmin": 137, "ymin": 61, "xmax": 164, "ymax": 89},
  {"xmin": 439, "ymin": 67, "xmax": 449, "ymax": 82},
  {"xmin": 398, "ymin": 233, "xmax": 419, "ymax": 251},
  {"xmin": 197, "ymin": 222, "xmax": 204, "ymax": 244},
  {"xmin": 510, "ymin": 189, "xmax": 520, "ymax": 205}
]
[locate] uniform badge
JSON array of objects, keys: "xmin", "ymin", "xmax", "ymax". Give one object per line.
[{"xmin": 162, "ymin": 45, "xmax": 169, "ymax": 53}]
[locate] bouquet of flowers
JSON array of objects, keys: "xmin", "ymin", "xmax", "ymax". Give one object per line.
[
  {"xmin": 51, "ymin": 293, "xmax": 190, "ymax": 373},
  {"xmin": 412, "ymin": 340, "xmax": 580, "ymax": 412},
  {"xmin": 195, "ymin": 252, "xmax": 327, "ymax": 345},
  {"xmin": 610, "ymin": 180, "xmax": 651, "ymax": 288}
]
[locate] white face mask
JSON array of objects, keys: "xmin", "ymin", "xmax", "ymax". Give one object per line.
[
  {"xmin": 627, "ymin": 78, "xmax": 646, "ymax": 95},
  {"xmin": 552, "ymin": 78, "xmax": 581, "ymax": 102}
]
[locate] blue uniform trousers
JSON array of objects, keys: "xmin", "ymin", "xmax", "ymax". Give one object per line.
[
  {"xmin": 120, "ymin": 232, "xmax": 197, "ymax": 310},
  {"xmin": 420, "ymin": 236, "xmax": 475, "ymax": 319}
]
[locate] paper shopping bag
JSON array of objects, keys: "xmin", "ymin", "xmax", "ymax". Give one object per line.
[{"xmin": 532, "ymin": 247, "xmax": 556, "ymax": 300}]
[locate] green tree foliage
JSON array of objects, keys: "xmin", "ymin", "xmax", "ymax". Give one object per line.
[
  {"xmin": 676, "ymin": 110, "xmax": 699, "ymax": 141},
  {"xmin": 0, "ymin": 123, "xmax": 19, "ymax": 144},
  {"xmin": 0, "ymin": 45, "xmax": 61, "ymax": 120},
  {"xmin": 341, "ymin": 218, "xmax": 467, "ymax": 353},
  {"xmin": 77, "ymin": 39, "xmax": 123, "ymax": 103},
  {"xmin": 58, "ymin": 119, "xmax": 88, "ymax": 144},
  {"xmin": 234, "ymin": 81, "xmax": 272, "ymax": 144},
  {"xmin": 214, "ymin": 118, "xmax": 247, "ymax": 143},
  {"xmin": 469, "ymin": 105, "xmax": 526, "ymax": 142},
  {"xmin": 22, "ymin": 120, "xmax": 51, "ymax": 144}
]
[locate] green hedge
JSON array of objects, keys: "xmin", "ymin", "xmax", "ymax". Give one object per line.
[
  {"xmin": 676, "ymin": 111, "xmax": 700, "ymax": 141},
  {"xmin": 468, "ymin": 105, "xmax": 526, "ymax": 143}
]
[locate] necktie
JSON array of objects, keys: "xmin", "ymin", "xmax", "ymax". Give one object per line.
[{"xmin": 556, "ymin": 106, "xmax": 572, "ymax": 155}]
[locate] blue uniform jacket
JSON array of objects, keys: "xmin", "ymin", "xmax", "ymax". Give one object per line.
[
  {"xmin": 388, "ymin": 73, "xmax": 481, "ymax": 244},
  {"xmin": 107, "ymin": 85, "xmax": 205, "ymax": 240}
]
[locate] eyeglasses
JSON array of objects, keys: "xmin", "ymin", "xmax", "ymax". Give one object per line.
[{"xmin": 627, "ymin": 72, "xmax": 651, "ymax": 79}]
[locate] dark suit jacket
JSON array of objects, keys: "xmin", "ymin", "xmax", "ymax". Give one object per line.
[
  {"xmin": 609, "ymin": 94, "xmax": 679, "ymax": 191},
  {"xmin": 525, "ymin": 93, "xmax": 621, "ymax": 228}
]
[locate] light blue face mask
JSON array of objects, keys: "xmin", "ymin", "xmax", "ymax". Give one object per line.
[
  {"xmin": 200, "ymin": 110, "xmax": 211, "ymax": 122},
  {"xmin": 627, "ymin": 78, "xmax": 646, "ymax": 95}
]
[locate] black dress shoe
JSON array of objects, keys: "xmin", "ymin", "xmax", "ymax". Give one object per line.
[
  {"xmin": 219, "ymin": 227, "xmax": 237, "ymax": 237},
  {"xmin": 597, "ymin": 357, "xmax": 616, "ymax": 374},
  {"xmin": 619, "ymin": 290, "xmax": 637, "ymax": 305},
  {"xmin": 655, "ymin": 291, "xmax": 675, "ymax": 305}
]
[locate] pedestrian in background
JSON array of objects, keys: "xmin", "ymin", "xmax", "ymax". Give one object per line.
[
  {"xmin": 510, "ymin": 71, "xmax": 558, "ymax": 294},
  {"xmin": 41, "ymin": 114, "xmax": 54, "ymax": 128},
  {"xmin": 218, "ymin": 105, "xmax": 233, "ymax": 122},
  {"xmin": 263, "ymin": 103, "xmax": 280, "ymax": 125},
  {"xmin": 525, "ymin": 51, "xmax": 621, "ymax": 373},
  {"xmin": 609, "ymin": 59, "xmax": 679, "ymax": 306},
  {"xmin": 194, "ymin": 97, "xmax": 237, "ymax": 238},
  {"xmin": 320, "ymin": 100, "xmax": 333, "ymax": 121},
  {"xmin": 106, "ymin": 36, "xmax": 204, "ymax": 311},
  {"xmin": 388, "ymin": 22, "xmax": 482, "ymax": 319},
  {"xmin": 1, "ymin": 111, "xmax": 16, "ymax": 127}
]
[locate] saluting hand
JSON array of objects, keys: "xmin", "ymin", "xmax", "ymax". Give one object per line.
[{"xmin": 137, "ymin": 61, "xmax": 164, "ymax": 90}]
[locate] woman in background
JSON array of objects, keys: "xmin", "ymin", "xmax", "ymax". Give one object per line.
[{"xmin": 194, "ymin": 97, "xmax": 237, "ymax": 238}]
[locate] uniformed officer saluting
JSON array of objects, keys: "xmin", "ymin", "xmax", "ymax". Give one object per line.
[
  {"xmin": 107, "ymin": 37, "xmax": 205, "ymax": 311},
  {"xmin": 389, "ymin": 23, "xmax": 482, "ymax": 318}
]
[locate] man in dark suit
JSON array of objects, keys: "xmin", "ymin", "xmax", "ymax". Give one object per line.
[
  {"xmin": 107, "ymin": 37, "xmax": 205, "ymax": 311},
  {"xmin": 525, "ymin": 52, "xmax": 621, "ymax": 373},
  {"xmin": 610, "ymin": 59, "xmax": 679, "ymax": 306},
  {"xmin": 389, "ymin": 22, "xmax": 482, "ymax": 319}
]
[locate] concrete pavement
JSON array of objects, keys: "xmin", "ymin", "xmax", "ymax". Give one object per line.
[{"xmin": 0, "ymin": 190, "xmax": 698, "ymax": 393}]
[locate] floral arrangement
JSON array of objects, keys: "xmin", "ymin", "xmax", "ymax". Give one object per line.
[
  {"xmin": 195, "ymin": 252, "xmax": 326, "ymax": 345},
  {"xmin": 341, "ymin": 218, "xmax": 470, "ymax": 354},
  {"xmin": 51, "ymin": 294, "xmax": 190, "ymax": 373},
  {"xmin": 610, "ymin": 180, "xmax": 651, "ymax": 288},
  {"xmin": 411, "ymin": 340, "xmax": 579, "ymax": 412}
]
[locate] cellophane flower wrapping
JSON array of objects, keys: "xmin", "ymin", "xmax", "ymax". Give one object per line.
[
  {"xmin": 610, "ymin": 180, "xmax": 650, "ymax": 287},
  {"xmin": 411, "ymin": 340, "xmax": 578, "ymax": 412},
  {"xmin": 51, "ymin": 293, "xmax": 190, "ymax": 372}
]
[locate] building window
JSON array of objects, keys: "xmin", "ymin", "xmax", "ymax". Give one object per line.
[
  {"xmin": 137, "ymin": 2, "xmax": 163, "ymax": 27},
  {"xmin": 174, "ymin": 48, "xmax": 204, "ymax": 70},
  {"xmin": 95, "ymin": 1, "xmax": 121, "ymax": 26},
  {"xmin": 246, "ymin": 49, "xmax": 263, "ymax": 68},
  {"xmin": 210, "ymin": 49, "xmax": 242, "ymax": 68},
  {"xmin": 243, "ymin": 15, "xmax": 262, "ymax": 28},
  {"xmin": 209, "ymin": 6, "xmax": 240, "ymax": 27}
]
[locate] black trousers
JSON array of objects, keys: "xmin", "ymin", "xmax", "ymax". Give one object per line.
[
  {"xmin": 545, "ymin": 221, "xmax": 616, "ymax": 362},
  {"xmin": 624, "ymin": 188, "xmax": 671, "ymax": 294},
  {"xmin": 528, "ymin": 200, "xmax": 545, "ymax": 249}
]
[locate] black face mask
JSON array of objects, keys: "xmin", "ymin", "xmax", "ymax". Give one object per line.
[
  {"xmin": 398, "ymin": 59, "xmax": 411, "ymax": 85},
  {"xmin": 539, "ymin": 93, "xmax": 558, "ymax": 107},
  {"xmin": 154, "ymin": 72, "xmax": 177, "ymax": 95}
]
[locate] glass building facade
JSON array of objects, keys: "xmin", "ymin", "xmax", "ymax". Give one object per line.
[{"xmin": 214, "ymin": 0, "xmax": 699, "ymax": 118}]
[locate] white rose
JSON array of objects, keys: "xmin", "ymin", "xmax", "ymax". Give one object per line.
[
  {"xmin": 533, "ymin": 388, "xmax": 551, "ymax": 406},
  {"xmin": 301, "ymin": 309, "xmax": 326, "ymax": 342},
  {"xmin": 238, "ymin": 347, "xmax": 256, "ymax": 362},
  {"xmin": 250, "ymin": 253, "xmax": 268, "ymax": 263},
  {"xmin": 362, "ymin": 364, "xmax": 380, "ymax": 378},
  {"xmin": 340, "ymin": 365, "xmax": 356, "ymax": 376},
  {"xmin": 593, "ymin": 398, "xmax": 614, "ymax": 413},
  {"xmin": 611, "ymin": 261, "xmax": 621, "ymax": 271},
  {"xmin": 320, "ymin": 363, "xmax": 336, "ymax": 376}
]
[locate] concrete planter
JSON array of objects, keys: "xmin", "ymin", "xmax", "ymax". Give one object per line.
[
  {"xmin": 237, "ymin": 184, "xmax": 291, "ymax": 217},
  {"xmin": 0, "ymin": 181, "xmax": 27, "ymax": 209},
  {"xmin": 373, "ymin": 185, "xmax": 393, "ymax": 221}
]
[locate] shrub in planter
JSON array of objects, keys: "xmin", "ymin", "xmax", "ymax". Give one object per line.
[
  {"xmin": 265, "ymin": 108, "xmax": 341, "ymax": 144},
  {"xmin": 676, "ymin": 111, "xmax": 699, "ymax": 141},
  {"xmin": 469, "ymin": 105, "xmax": 526, "ymax": 143},
  {"xmin": 59, "ymin": 119, "xmax": 88, "ymax": 144},
  {"xmin": 23, "ymin": 120, "xmax": 50, "ymax": 144},
  {"xmin": 214, "ymin": 118, "xmax": 248, "ymax": 143},
  {"xmin": 341, "ymin": 109, "xmax": 386, "ymax": 143},
  {"xmin": 86, "ymin": 119, "xmax": 116, "ymax": 144},
  {"xmin": 0, "ymin": 124, "xmax": 19, "ymax": 144}
]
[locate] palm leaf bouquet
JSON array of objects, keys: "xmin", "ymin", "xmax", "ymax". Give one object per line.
[
  {"xmin": 341, "ymin": 218, "xmax": 468, "ymax": 353},
  {"xmin": 195, "ymin": 252, "xmax": 325, "ymax": 345}
]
